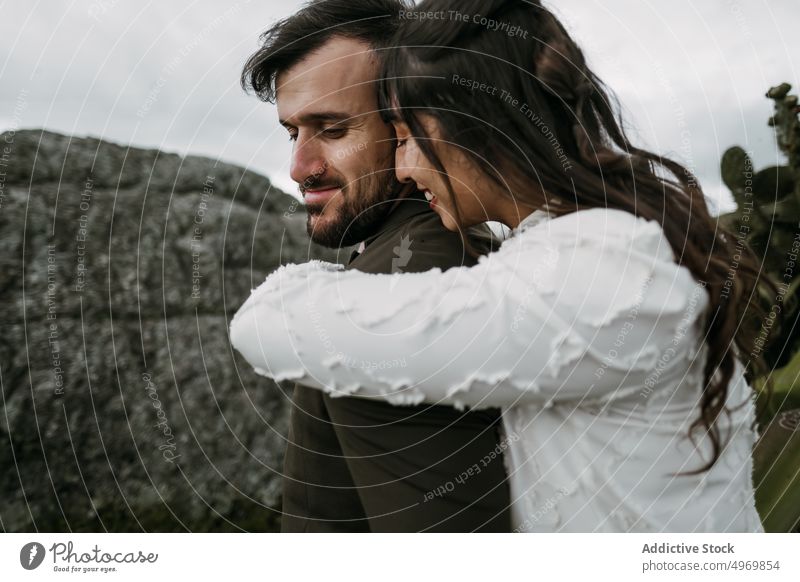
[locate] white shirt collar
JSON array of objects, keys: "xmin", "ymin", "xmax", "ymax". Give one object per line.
[{"xmin": 512, "ymin": 209, "xmax": 552, "ymax": 235}]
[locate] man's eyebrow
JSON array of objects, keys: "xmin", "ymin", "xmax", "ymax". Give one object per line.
[{"xmin": 279, "ymin": 111, "xmax": 352, "ymax": 126}]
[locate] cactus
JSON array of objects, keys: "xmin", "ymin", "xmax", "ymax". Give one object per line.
[
  {"xmin": 721, "ymin": 83, "xmax": 800, "ymax": 532},
  {"xmin": 720, "ymin": 84, "xmax": 800, "ymax": 375}
]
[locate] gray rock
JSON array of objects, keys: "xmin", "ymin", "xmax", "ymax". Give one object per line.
[{"xmin": 0, "ymin": 129, "xmax": 337, "ymax": 531}]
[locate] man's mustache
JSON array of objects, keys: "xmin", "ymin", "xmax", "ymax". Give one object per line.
[{"xmin": 299, "ymin": 176, "xmax": 345, "ymax": 195}]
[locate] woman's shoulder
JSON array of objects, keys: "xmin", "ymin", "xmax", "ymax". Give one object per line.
[
  {"xmin": 517, "ymin": 207, "xmax": 675, "ymax": 263},
  {"xmin": 537, "ymin": 207, "xmax": 654, "ymax": 235}
]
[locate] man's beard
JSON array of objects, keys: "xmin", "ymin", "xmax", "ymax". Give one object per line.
[{"xmin": 303, "ymin": 169, "xmax": 402, "ymax": 248}]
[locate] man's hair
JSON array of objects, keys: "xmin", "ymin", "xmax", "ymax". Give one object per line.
[{"xmin": 241, "ymin": 0, "xmax": 408, "ymax": 103}]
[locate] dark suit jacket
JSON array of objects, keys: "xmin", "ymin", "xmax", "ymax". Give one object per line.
[{"xmin": 280, "ymin": 193, "xmax": 511, "ymax": 532}]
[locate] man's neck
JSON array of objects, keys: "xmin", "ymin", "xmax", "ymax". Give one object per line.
[{"xmin": 357, "ymin": 188, "xmax": 428, "ymax": 250}]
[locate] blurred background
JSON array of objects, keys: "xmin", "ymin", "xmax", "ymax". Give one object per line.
[{"xmin": 1, "ymin": 0, "xmax": 798, "ymax": 532}]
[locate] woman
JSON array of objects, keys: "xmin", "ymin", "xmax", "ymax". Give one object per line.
[{"xmin": 231, "ymin": 0, "xmax": 768, "ymax": 532}]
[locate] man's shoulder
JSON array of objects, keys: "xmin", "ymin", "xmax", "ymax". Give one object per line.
[{"xmin": 349, "ymin": 210, "xmax": 479, "ymax": 274}]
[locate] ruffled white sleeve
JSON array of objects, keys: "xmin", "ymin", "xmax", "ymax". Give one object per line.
[{"xmin": 230, "ymin": 209, "xmax": 708, "ymax": 409}]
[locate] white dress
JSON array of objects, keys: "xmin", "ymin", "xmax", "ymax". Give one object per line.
[{"xmin": 230, "ymin": 207, "xmax": 764, "ymax": 532}]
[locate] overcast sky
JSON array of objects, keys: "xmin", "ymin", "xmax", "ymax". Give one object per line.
[{"xmin": 2, "ymin": 0, "xmax": 798, "ymax": 211}]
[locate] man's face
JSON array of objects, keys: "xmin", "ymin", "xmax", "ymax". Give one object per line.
[{"xmin": 276, "ymin": 37, "xmax": 402, "ymax": 247}]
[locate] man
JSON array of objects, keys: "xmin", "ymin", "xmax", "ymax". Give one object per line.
[{"xmin": 241, "ymin": 0, "xmax": 511, "ymax": 532}]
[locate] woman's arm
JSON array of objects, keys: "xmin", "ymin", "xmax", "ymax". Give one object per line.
[{"xmin": 230, "ymin": 209, "xmax": 707, "ymax": 409}]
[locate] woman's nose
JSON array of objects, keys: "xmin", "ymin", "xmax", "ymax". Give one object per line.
[{"xmin": 394, "ymin": 146, "xmax": 412, "ymax": 183}]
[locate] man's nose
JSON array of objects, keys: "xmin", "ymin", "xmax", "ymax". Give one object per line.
[{"xmin": 290, "ymin": 133, "xmax": 327, "ymax": 186}]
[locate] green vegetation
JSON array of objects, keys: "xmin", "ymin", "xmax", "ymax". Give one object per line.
[{"xmin": 720, "ymin": 83, "xmax": 800, "ymax": 531}]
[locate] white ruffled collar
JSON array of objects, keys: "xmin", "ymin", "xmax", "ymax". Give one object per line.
[{"xmin": 512, "ymin": 209, "xmax": 553, "ymax": 235}]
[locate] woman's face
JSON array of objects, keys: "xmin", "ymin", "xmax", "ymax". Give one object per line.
[{"xmin": 392, "ymin": 114, "xmax": 502, "ymax": 231}]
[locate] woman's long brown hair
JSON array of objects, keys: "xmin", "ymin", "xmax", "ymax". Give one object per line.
[{"xmin": 381, "ymin": 0, "xmax": 775, "ymax": 471}]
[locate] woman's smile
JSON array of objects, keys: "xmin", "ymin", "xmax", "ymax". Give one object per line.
[{"xmin": 421, "ymin": 188, "xmax": 438, "ymax": 209}]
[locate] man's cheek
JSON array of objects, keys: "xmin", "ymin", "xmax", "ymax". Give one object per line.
[
  {"xmin": 372, "ymin": 140, "xmax": 395, "ymax": 166},
  {"xmin": 332, "ymin": 138, "xmax": 366, "ymax": 165},
  {"xmin": 323, "ymin": 192, "xmax": 347, "ymax": 214}
]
